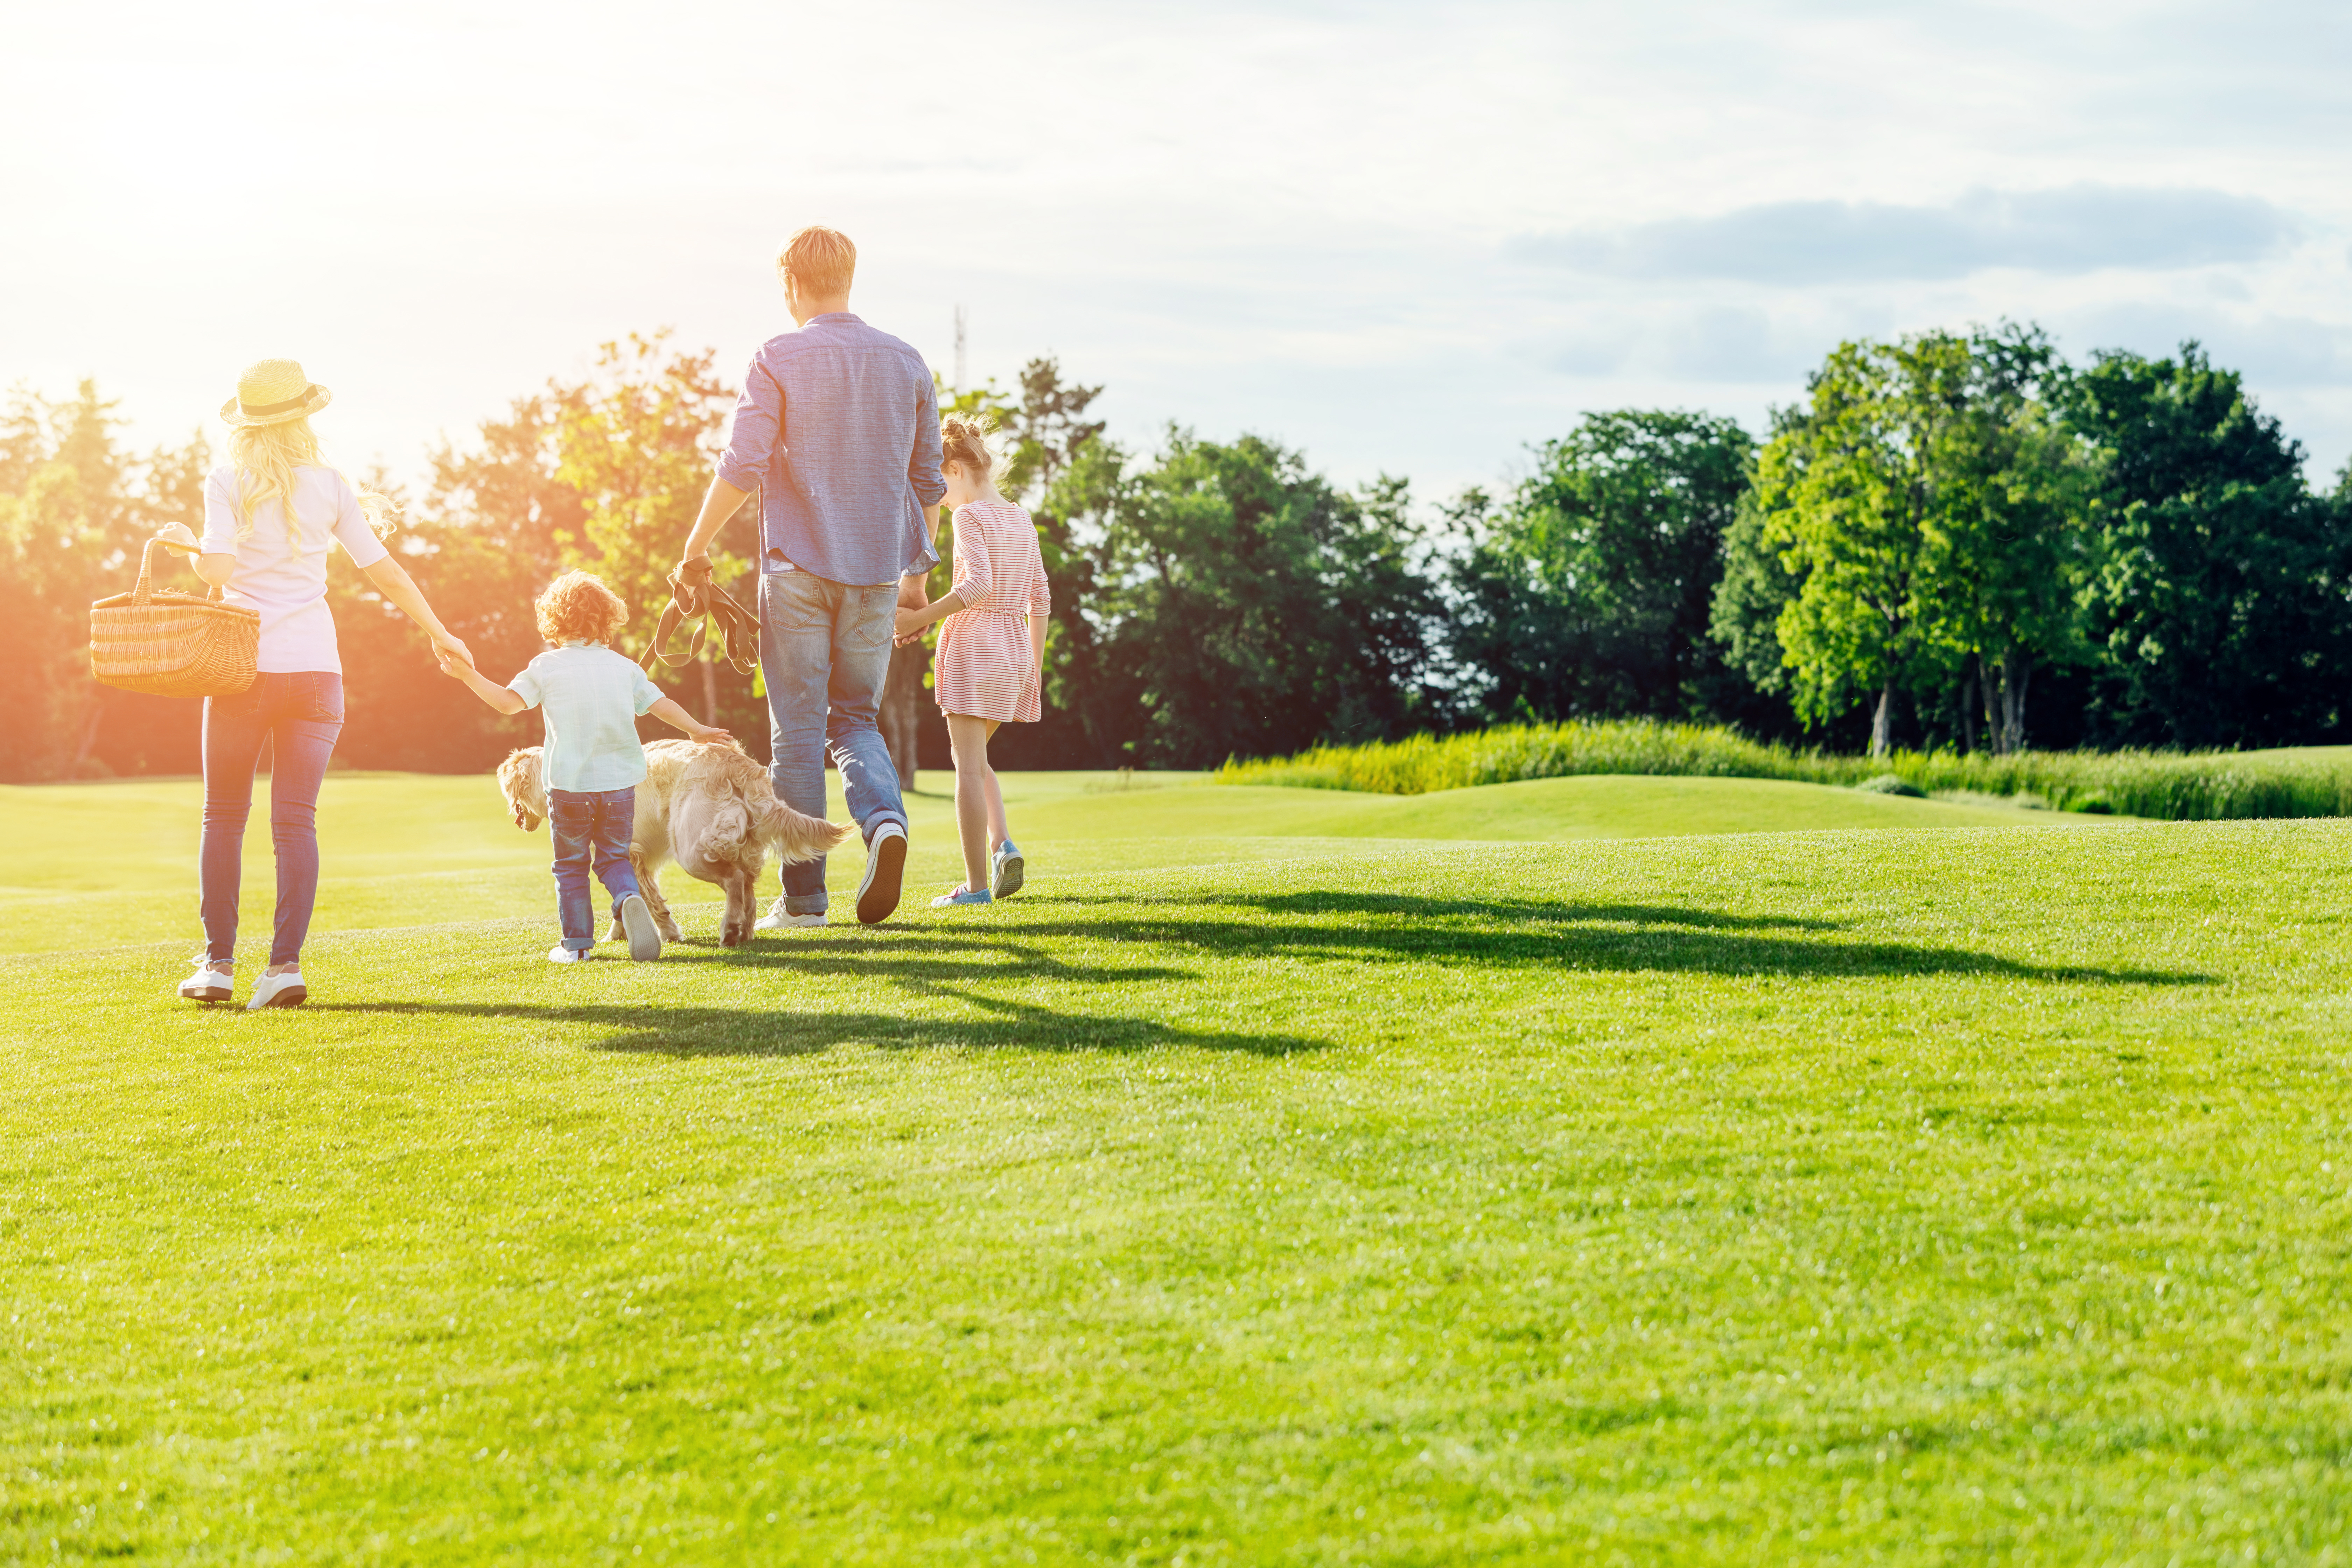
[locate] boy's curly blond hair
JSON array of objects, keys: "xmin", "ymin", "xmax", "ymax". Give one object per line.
[{"xmin": 535, "ymin": 570, "xmax": 628, "ymax": 645}]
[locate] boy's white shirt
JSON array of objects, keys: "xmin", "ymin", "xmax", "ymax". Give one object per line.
[{"xmin": 507, "ymin": 641, "xmax": 665, "ymax": 793}]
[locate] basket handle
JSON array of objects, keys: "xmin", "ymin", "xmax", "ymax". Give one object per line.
[{"xmin": 136, "ymin": 534, "xmax": 206, "ymax": 606}]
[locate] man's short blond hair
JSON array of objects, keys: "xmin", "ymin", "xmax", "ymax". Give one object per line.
[{"xmin": 777, "ymin": 226, "xmax": 856, "ymax": 298}]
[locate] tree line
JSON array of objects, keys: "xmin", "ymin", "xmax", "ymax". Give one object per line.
[{"xmin": 6, "ymin": 323, "xmax": 2349, "ymax": 783}]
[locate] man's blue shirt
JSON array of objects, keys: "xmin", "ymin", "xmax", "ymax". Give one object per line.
[{"xmin": 715, "ymin": 312, "xmax": 946, "ymax": 587}]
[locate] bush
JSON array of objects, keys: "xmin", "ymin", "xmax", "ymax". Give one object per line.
[
  {"xmin": 1857, "ymin": 774, "xmax": 1925, "ymax": 797},
  {"xmin": 1214, "ymin": 720, "xmax": 2352, "ymax": 823}
]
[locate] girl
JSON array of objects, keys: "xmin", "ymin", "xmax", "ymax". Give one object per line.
[
  {"xmin": 160, "ymin": 358, "xmax": 473, "ymax": 1010},
  {"xmin": 894, "ymin": 415, "xmax": 1048, "ymax": 908}
]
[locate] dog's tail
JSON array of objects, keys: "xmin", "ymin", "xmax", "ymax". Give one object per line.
[{"xmin": 752, "ymin": 794, "xmax": 857, "ymax": 865}]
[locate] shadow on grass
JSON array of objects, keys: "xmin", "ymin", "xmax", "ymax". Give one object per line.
[
  {"xmin": 316, "ymin": 886, "xmax": 2210, "ymax": 1057},
  {"xmin": 311, "ymin": 995, "xmax": 1322, "ymax": 1059},
  {"xmin": 952, "ymin": 891, "xmax": 2216, "ymax": 987}
]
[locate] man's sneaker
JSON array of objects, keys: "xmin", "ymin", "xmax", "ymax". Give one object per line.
[
  {"xmin": 755, "ymin": 895, "xmax": 827, "ymax": 932},
  {"xmin": 855, "ymin": 821, "xmax": 907, "ymax": 925},
  {"xmin": 245, "ymin": 968, "xmax": 307, "ymax": 1010},
  {"xmin": 618, "ymin": 894, "xmax": 662, "ymax": 961},
  {"xmin": 179, "ymin": 955, "xmax": 233, "ymax": 1004},
  {"xmin": 990, "ymin": 841, "xmax": 1024, "ymax": 900},
  {"xmin": 931, "ymin": 885, "xmax": 993, "ymax": 909},
  {"xmin": 547, "ymin": 945, "xmax": 588, "ymax": 964}
]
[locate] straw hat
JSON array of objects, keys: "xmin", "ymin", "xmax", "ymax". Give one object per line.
[{"xmin": 219, "ymin": 358, "xmax": 331, "ymax": 427}]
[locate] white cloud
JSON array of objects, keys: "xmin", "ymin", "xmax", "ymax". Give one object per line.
[{"xmin": 1514, "ymin": 187, "xmax": 2297, "ymax": 285}]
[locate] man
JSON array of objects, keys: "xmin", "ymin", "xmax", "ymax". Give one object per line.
[{"xmin": 678, "ymin": 225, "xmax": 945, "ymax": 926}]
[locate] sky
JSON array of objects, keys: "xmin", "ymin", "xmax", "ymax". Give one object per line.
[{"xmin": 6, "ymin": 0, "xmax": 2351, "ymax": 506}]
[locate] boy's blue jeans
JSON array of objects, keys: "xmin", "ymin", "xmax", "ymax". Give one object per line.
[
  {"xmin": 758, "ymin": 569, "xmax": 909, "ymax": 916},
  {"xmin": 550, "ymin": 786, "xmax": 640, "ymax": 950}
]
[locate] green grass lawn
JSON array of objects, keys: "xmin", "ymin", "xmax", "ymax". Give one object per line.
[{"xmin": 6, "ymin": 769, "xmax": 2350, "ymax": 1564}]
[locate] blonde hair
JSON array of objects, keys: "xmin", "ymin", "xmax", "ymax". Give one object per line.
[
  {"xmin": 229, "ymin": 416, "xmax": 395, "ymax": 547},
  {"xmin": 535, "ymin": 570, "xmax": 629, "ymax": 645},
  {"xmin": 777, "ymin": 225, "xmax": 856, "ymax": 298},
  {"xmin": 940, "ymin": 413, "xmax": 1010, "ymax": 497}
]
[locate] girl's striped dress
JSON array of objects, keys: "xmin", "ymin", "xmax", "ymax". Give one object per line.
[{"xmin": 933, "ymin": 500, "xmax": 1049, "ymax": 723}]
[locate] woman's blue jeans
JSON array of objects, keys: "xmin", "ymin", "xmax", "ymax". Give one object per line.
[
  {"xmin": 550, "ymin": 786, "xmax": 641, "ymax": 950},
  {"xmin": 201, "ymin": 672, "xmax": 344, "ymax": 967}
]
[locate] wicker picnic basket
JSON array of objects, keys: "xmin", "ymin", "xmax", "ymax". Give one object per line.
[{"xmin": 89, "ymin": 537, "xmax": 259, "ymax": 698}]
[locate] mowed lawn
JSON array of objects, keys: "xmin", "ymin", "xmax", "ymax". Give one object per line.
[{"xmin": 6, "ymin": 767, "xmax": 2351, "ymax": 1564}]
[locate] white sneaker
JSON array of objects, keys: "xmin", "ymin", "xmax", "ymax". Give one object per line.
[
  {"xmin": 548, "ymin": 945, "xmax": 588, "ymax": 964},
  {"xmin": 855, "ymin": 820, "xmax": 908, "ymax": 925},
  {"xmin": 245, "ymin": 968, "xmax": 307, "ymax": 1010},
  {"xmin": 179, "ymin": 955, "xmax": 233, "ymax": 1004},
  {"xmin": 755, "ymin": 896, "xmax": 827, "ymax": 932},
  {"xmin": 618, "ymin": 894, "xmax": 662, "ymax": 961}
]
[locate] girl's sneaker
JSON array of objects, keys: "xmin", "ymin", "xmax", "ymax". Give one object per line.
[
  {"xmin": 930, "ymin": 885, "xmax": 993, "ymax": 909},
  {"xmin": 990, "ymin": 841, "xmax": 1024, "ymax": 900},
  {"xmin": 179, "ymin": 955, "xmax": 233, "ymax": 1003},
  {"xmin": 548, "ymin": 945, "xmax": 589, "ymax": 964},
  {"xmin": 246, "ymin": 968, "xmax": 307, "ymax": 1010}
]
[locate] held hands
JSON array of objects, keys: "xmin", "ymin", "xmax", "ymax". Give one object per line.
[
  {"xmin": 893, "ymin": 605, "xmax": 931, "ymax": 645},
  {"xmin": 430, "ymin": 634, "xmax": 477, "ymax": 674}
]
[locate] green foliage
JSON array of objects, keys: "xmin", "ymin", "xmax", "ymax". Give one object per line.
[
  {"xmin": 1856, "ymin": 772, "xmax": 1925, "ymax": 797},
  {"xmin": 12, "ymin": 321, "xmax": 2352, "ymax": 782},
  {"xmin": 1045, "ymin": 428, "xmax": 1444, "ymax": 766},
  {"xmin": 318, "ymin": 333, "xmax": 761, "ymax": 771},
  {"xmin": 2065, "ymin": 343, "xmax": 2351, "ymax": 748},
  {"xmin": 1748, "ymin": 327, "xmax": 2092, "ymax": 757},
  {"xmin": 1217, "ymin": 718, "xmax": 2352, "ymax": 821},
  {"xmin": 1450, "ymin": 410, "xmax": 1755, "ymax": 726},
  {"xmin": 553, "ymin": 334, "xmax": 740, "ymax": 632},
  {"xmin": 0, "ymin": 381, "xmax": 211, "ymax": 780}
]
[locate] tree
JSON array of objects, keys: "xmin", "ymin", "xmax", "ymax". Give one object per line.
[
  {"xmin": 1915, "ymin": 326, "xmax": 2094, "ymax": 754},
  {"xmin": 2065, "ymin": 344, "xmax": 2351, "ymax": 748},
  {"xmin": 0, "ymin": 382, "xmax": 210, "ymax": 780},
  {"xmin": 1051, "ymin": 429, "xmax": 1444, "ymax": 766},
  {"xmin": 326, "ymin": 335, "xmax": 765, "ymax": 774},
  {"xmin": 1451, "ymin": 410, "xmax": 1752, "ymax": 726},
  {"xmin": 1006, "ymin": 355, "xmax": 1105, "ymax": 502},
  {"xmin": 1749, "ymin": 337, "xmax": 1951, "ymax": 754},
  {"xmin": 1749, "ymin": 330, "xmax": 2095, "ymax": 756}
]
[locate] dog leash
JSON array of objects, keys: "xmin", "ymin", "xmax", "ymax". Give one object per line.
[{"xmin": 642, "ymin": 555, "xmax": 760, "ymax": 677}]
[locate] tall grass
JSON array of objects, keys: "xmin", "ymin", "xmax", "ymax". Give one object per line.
[{"xmin": 1213, "ymin": 720, "xmax": 2352, "ymax": 821}]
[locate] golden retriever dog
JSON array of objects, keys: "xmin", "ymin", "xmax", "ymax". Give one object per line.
[{"xmin": 496, "ymin": 739, "xmax": 851, "ymax": 947}]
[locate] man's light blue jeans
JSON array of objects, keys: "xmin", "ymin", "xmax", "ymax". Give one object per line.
[{"xmin": 759, "ymin": 568, "xmax": 908, "ymax": 915}]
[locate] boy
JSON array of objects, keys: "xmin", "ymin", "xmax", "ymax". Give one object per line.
[{"xmin": 441, "ymin": 570, "xmax": 729, "ymax": 962}]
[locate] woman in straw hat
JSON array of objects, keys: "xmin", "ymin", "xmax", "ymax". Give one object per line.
[{"xmin": 157, "ymin": 359, "xmax": 472, "ymax": 1010}]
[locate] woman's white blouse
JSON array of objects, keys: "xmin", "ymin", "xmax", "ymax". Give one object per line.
[{"xmin": 199, "ymin": 464, "xmax": 391, "ymax": 674}]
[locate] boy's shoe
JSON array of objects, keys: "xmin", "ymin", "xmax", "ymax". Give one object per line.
[
  {"xmin": 755, "ymin": 896, "xmax": 827, "ymax": 932},
  {"xmin": 180, "ymin": 955, "xmax": 234, "ymax": 1004},
  {"xmin": 990, "ymin": 841, "xmax": 1024, "ymax": 901},
  {"xmin": 931, "ymin": 885, "xmax": 993, "ymax": 909},
  {"xmin": 855, "ymin": 821, "xmax": 908, "ymax": 925},
  {"xmin": 245, "ymin": 968, "xmax": 307, "ymax": 1010},
  {"xmin": 548, "ymin": 945, "xmax": 589, "ymax": 964},
  {"xmin": 618, "ymin": 894, "xmax": 662, "ymax": 961}
]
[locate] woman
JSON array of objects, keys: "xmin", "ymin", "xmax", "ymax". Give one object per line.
[{"xmin": 160, "ymin": 359, "xmax": 471, "ymax": 1009}]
